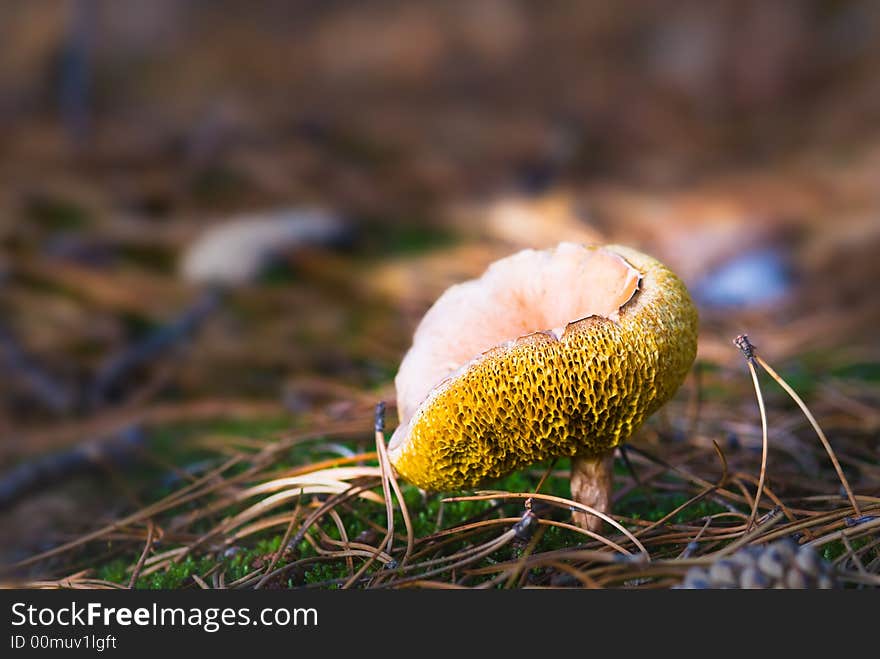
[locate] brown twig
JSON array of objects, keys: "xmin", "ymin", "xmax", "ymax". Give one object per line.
[
  {"xmin": 254, "ymin": 493, "xmax": 303, "ymax": 589},
  {"xmin": 127, "ymin": 521, "xmax": 156, "ymax": 589},
  {"xmin": 735, "ymin": 334, "xmax": 770, "ymax": 533},
  {"xmin": 754, "ymin": 354, "xmax": 862, "ymax": 516}
]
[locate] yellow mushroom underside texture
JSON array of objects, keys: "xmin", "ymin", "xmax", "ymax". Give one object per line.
[{"xmin": 388, "ymin": 244, "xmax": 698, "ymax": 493}]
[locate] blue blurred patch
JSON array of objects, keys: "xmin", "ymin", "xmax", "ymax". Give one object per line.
[{"xmin": 693, "ymin": 248, "xmax": 791, "ymax": 308}]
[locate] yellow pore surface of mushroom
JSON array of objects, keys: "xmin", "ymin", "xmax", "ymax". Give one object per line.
[{"xmin": 388, "ymin": 243, "xmax": 698, "ymax": 492}]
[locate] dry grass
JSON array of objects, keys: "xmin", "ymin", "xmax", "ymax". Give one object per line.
[{"xmin": 2, "ymin": 337, "xmax": 877, "ymax": 589}]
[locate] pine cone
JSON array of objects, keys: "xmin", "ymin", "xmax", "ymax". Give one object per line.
[{"xmin": 678, "ymin": 539, "xmax": 837, "ymax": 589}]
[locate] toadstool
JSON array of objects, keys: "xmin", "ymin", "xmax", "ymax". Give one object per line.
[{"xmin": 388, "ymin": 242, "xmax": 698, "ymax": 531}]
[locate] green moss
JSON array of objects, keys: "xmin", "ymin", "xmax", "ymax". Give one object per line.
[
  {"xmin": 222, "ymin": 537, "xmax": 287, "ymax": 582},
  {"xmin": 357, "ymin": 218, "xmax": 456, "ymax": 258},
  {"xmin": 535, "ymin": 524, "xmax": 577, "ymax": 553},
  {"xmin": 302, "ymin": 562, "xmax": 348, "ymax": 587},
  {"xmin": 617, "ymin": 490, "xmax": 732, "ymax": 524},
  {"xmin": 821, "ymin": 536, "xmax": 878, "ymax": 565},
  {"xmin": 773, "ymin": 362, "xmax": 817, "ymax": 398},
  {"xmin": 92, "ymin": 535, "xmax": 300, "ymax": 589},
  {"xmin": 117, "ymin": 244, "xmax": 177, "ymax": 273},
  {"xmin": 140, "ymin": 556, "xmax": 218, "ymax": 590},
  {"xmin": 821, "ymin": 540, "xmax": 845, "ymax": 562},
  {"xmin": 26, "ymin": 195, "xmax": 90, "ymax": 230},
  {"xmin": 96, "ymin": 558, "xmax": 130, "ymax": 585},
  {"xmin": 118, "ymin": 310, "xmax": 159, "ymax": 336},
  {"xmin": 258, "ymin": 261, "xmax": 300, "ymax": 286},
  {"xmin": 831, "ymin": 361, "xmax": 880, "ymax": 383}
]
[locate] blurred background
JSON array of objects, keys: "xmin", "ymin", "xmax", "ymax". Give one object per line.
[{"xmin": 1, "ymin": 1, "xmax": 878, "ymax": 567}]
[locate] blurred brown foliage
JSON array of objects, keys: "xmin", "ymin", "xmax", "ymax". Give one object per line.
[{"xmin": 0, "ymin": 1, "xmax": 878, "ymax": 564}]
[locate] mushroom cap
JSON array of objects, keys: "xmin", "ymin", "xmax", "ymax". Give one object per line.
[{"xmin": 388, "ymin": 243, "xmax": 698, "ymax": 492}]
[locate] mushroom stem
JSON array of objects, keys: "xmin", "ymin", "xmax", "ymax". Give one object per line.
[{"xmin": 570, "ymin": 453, "xmax": 615, "ymax": 532}]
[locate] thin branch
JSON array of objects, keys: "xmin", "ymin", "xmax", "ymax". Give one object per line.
[
  {"xmin": 754, "ymin": 354, "xmax": 862, "ymax": 516},
  {"xmin": 127, "ymin": 521, "xmax": 155, "ymax": 589},
  {"xmin": 735, "ymin": 334, "xmax": 770, "ymax": 533}
]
